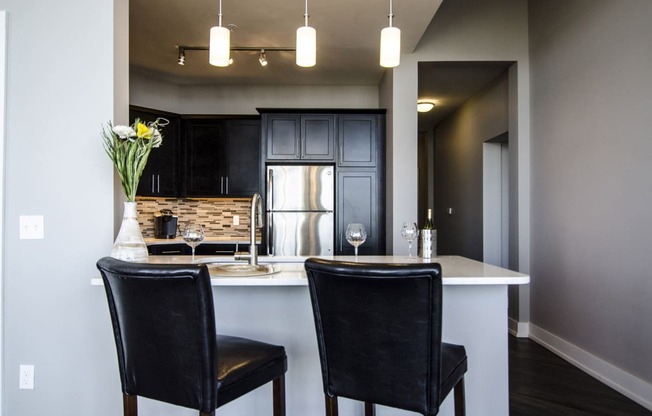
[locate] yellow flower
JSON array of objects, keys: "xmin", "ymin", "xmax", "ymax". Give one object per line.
[{"xmin": 136, "ymin": 122, "xmax": 152, "ymax": 139}]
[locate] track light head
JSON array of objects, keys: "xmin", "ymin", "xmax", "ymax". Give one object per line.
[
  {"xmin": 178, "ymin": 48, "xmax": 186, "ymax": 65},
  {"xmin": 259, "ymin": 49, "xmax": 268, "ymax": 66}
]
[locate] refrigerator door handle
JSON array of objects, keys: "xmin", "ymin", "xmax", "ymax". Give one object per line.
[
  {"xmin": 267, "ymin": 168, "xmax": 274, "ymax": 211},
  {"xmin": 267, "ymin": 213, "xmax": 274, "ymax": 256}
]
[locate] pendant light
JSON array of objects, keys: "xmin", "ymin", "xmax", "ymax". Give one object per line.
[
  {"xmin": 296, "ymin": 0, "xmax": 316, "ymax": 67},
  {"xmin": 380, "ymin": 0, "xmax": 401, "ymax": 68},
  {"xmin": 209, "ymin": 0, "xmax": 230, "ymax": 67}
]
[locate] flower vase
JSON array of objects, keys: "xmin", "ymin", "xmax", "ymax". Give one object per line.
[{"xmin": 111, "ymin": 201, "xmax": 149, "ymax": 262}]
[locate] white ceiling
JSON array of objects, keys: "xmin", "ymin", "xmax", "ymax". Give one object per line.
[{"xmin": 130, "ymin": 0, "xmax": 442, "ymax": 86}]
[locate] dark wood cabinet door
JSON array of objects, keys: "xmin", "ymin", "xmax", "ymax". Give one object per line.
[
  {"xmin": 337, "ymin": 169, "xmax": 381, "ymax": 255},
  {"xmin": 338, "ymin": 115, "xmax": 377, "ymax": 167},
  {"xmin": 131, "ymin": 107, "xmax": 180, "ymax": 197},
  {"xmin": 224, "ymin": 119, "xmax": 261, "ymax": 196},
  {"xmin": 184, "ymin": 119, "xmax": 225, "ymax": 197},
  {"xmin": 301, "ymin": 115, "xmax": 335, "ymax": 160},
  {"xmin": 265, "ymin": 115, "xmax": 300, "ymax": 160}
]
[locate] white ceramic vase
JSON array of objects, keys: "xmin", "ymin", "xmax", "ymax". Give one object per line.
[{"xmin": 111, "ymin": 201, "xmax": 149, "ymax": 262}]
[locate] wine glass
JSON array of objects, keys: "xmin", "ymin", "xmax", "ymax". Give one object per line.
[
  {"xmin": 400, "ymin": 222, "xmax": 419, "ymax": 257},
  {"xmin": 345, "ymin": 223, "xmax": 367, "ymax": 257},
  {"xmin": 182, "ymin": 223, "xmax": 204, "ymax": 262}
]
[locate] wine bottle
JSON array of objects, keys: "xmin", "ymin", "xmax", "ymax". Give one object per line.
[
  {"xmin": 423, "ymin": 209, "xmax": 433, "ymax": 230},
  {"xmin": 420, "ymin": 209, "xmax": 435, "ymax": 259}
]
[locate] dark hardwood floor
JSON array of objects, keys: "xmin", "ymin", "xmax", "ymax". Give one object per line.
[{"xmin": 509, "ymin": 336, "xmax": 652, "ymax": 415}]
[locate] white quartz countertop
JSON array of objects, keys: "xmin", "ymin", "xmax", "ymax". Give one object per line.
[{"xmin": 91, "ymin": 255, "xmax": 529, "ymax": 287}]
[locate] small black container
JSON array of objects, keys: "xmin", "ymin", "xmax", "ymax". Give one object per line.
[{"xmin": 154, "ymin": 209, "xmax": 178, "ymax": 239}]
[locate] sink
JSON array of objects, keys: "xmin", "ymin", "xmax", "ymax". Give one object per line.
[{"xmin": 207, "ymin": 263, "xmax": 280, "ymax": 277}]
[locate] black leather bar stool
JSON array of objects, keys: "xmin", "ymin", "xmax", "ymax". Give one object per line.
[
  {"xmin": 304, "ymin": 258, "xmax": 467, "ymax": 416},
  {"xmin": 97, "ymin": 257, "xmax": 287, "ymax": 416}
]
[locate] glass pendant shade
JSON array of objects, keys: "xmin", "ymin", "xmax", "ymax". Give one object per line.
[
  {"xmin": 296, "ymin": 26, "xmax": 316, "ymax": 67},
  {"xmin": 380, "ymin": 26, "xmax": 401, "ymax": 68},
  {"xmin": 209, "ymin": 26, "xmax": 230, "ymax": 67}
]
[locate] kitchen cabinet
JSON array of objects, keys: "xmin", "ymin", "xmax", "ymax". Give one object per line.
[
  {"xmin": 264, "ymin": 114, "xmax": 335, "ymax": 161},
  {"xmin": 148, "ymin": 244, "xmax": 190, "ymax": 255},
  {"xmin": 184, "ymin": 117, "xmax": 261, "ymax": 197},
  {"xmin": 131, "ymin": 107, "xmax": 181, "ymax": 196},
  {"xmin": 337, "ymin": 114, "xmax": 379, "ymax": 167},
  {"xmin": 336, "ymin": 169, "xmax": 385, "ymax": 255}
]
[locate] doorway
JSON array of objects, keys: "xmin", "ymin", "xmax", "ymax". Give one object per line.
[{"xmin": 483, "ymin": 134, "xmax": 509, "ymax": 268}]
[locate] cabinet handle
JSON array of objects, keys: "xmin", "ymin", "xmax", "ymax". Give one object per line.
[
  {"xmin": 220, "ymin": 176, "xmax": 224, "ymax": 194},
  {"xmin": 156, "ymin": 174, "xmax": 160, "ymax": 193},
  {"xmin": 161, "ymin": 250, "xmax": 182, "ymax": 254},
  {"xmin": 225, "ymin": 176, "xmax": 229, "ymax": 194},
  {"xmin": 151, "ymin": 174, "xmax": 155, "ymax": 193},
  {"xmin": 340, "ymin": 232, "xmax": 342, "ymax": 253}
]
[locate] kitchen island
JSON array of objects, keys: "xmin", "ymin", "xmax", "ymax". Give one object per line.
[{"xmin": 92, "ymin": 255, "xmax": 528, "ymax": 416}]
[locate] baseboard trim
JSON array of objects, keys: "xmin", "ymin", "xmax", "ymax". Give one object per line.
[
  {"xmin": 529, "ymin": 324, "xmax": 652, "ymax": 411},
  {"xmin": 508, "ymin": 318, "xmax": 529, "ymax": 338}
]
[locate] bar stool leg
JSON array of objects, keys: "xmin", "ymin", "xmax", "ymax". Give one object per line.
[
  {"xmin": 364, "ymin": 402, "xmax": 375, "ymax": 416},
  {"xmin": 123, "ymin": 394, "xmax": 137, "ymax": 416},
  {"xmin": 273, "ymin": 375, "xmax": 286, "ymax": 416},
  {"xmin": 325, "ymin": 395, "xmax": 338, "ymax": 416},
  {"xmin": 454, "ymin": 377, "xmax": 466, "ymax": 416}
]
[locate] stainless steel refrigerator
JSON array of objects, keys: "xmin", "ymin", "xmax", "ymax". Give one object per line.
[{"xmin": 266, "ymin": 165, "xmax": 334, "ymax": 256}]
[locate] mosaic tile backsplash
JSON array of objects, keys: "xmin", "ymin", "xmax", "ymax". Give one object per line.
[{"xmin": 136, "ymin": 197, "xmax": 256, "ymax": 239}]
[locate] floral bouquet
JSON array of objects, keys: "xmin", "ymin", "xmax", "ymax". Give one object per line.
[{"xmin": 101, "ymin": 118, "xmax": 168, "ymax": 201}]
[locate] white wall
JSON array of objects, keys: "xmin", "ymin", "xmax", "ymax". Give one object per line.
[
  {"xmin": 529, "ymin": 0, "xmax": 652, "ymax": 406},
  {"xmin": 387, "ymin": 0, "xmax": 531, "ymax": 272},
  {"xmin": 130, "ymin": 71, "xmax": 379, "ymax": 114},
  {"xmin": 0, "ymin": 0, "xmax": 122, "ymax": 414}
]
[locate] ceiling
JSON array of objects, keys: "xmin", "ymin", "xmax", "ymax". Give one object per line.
[
  {"xmin": 418, "ymin": 61, "xmax": 513, "ymax": 128},
  {"xmin": 130, "ymin": 0, "xmax": 512, "ymax": 128},
  {"xmin": 130, "ymin": 0, "xmax": 441, "ymax": 86}
]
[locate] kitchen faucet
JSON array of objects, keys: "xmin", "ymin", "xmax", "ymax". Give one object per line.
[{"xmin": 235, "ymin": 193, "xmax": 263, "ymax": 266}]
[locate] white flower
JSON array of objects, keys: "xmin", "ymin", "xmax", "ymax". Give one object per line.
[
  {"xmin": 112, "ymin": 125, "xmax": 136, "ymax": 139},
  {"xmin": 151, "ymin": 129, "xmax": 162, "ymax": 148}
]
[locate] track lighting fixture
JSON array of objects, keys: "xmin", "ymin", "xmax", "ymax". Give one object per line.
[
  {"xmin": 380, "ymin": 0, "xmax": 401, "ymax": 68},
  {"xmin": 296, "ymin": 0, "xmax": 316, "ymax": 67},
  {"xmin": 209, "ymin": 0, "xmax": 230, "ymax": 66},
  {"xmin": 258, "ymin": 49, "xmax": 268, "ymax": 66},
  {"xmin": 177, "ymin": 47, "xmax": 186, "ymax": 65},
  {"xmin": 177, "ymin": 46, "xmax": 294, "ymax": 67}
]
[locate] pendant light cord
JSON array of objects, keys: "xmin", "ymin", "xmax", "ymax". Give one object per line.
[
  {"xmin": 388, "ymin": 0, "xmax": 394, "ymax": 27},
  {"xmin": 304, "ymin": 0, "xmax": 309, "ymax": 27},
  {"xmin": 218, "ymin": 0, "xmax": 223, "ymax": 27}
]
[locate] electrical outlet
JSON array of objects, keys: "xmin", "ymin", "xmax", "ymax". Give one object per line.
[
  {"xmin": 233, "ymin": 215, "xmax": 240, "ymax": 226},
  {"xmin": 19, "ymin": 215, "xmax": 44, "ymax": 239},
  {"xmin": 19, "ymin": 365, "xmax": 34, "ymax": 389}
]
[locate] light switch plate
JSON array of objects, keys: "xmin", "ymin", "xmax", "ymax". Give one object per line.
[
  {"xmin": 19, "ymin": 215, "xmax": 44, "ymax": 240},
  {"xmin": 233, "ymin": 215, "xmax": 240, "ymax": 226}
]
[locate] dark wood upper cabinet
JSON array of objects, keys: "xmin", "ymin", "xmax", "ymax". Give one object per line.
[
  {"xmin": 131, "ymin": 107, "xmax": 181, "ymax": 197},
  {"xmin": 224, "ymin": 119, "xmax": 261, "ymax": 196},
  {"xmin": 264, "ymin": 114, "xmax": 335, "ymax": 161},
  {"xmin": 338, "ymin": 114, "xmax": 378, "ymax": 167},
  {"xmin": 184, "ymin": 117, "xmax": 261, "ymax": 197}
]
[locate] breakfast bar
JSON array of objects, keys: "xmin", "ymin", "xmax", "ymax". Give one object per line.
[{"xmin": 92, "ymin": 255, "xmax": 529, "ymax": 416}]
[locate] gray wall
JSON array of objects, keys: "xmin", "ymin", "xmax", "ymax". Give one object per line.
[
  {"xmin": 529, "ymin": 0, "xmax": 652, "ymax": 398},
  {"xmin": 387, "ymin": 0, "xmax": 531, "ymax": 269},
  {"xmin": 0, "ymin": 0, "xmax": 123, "ymax": 414},
  {"xmin": 433, "ymin": 72, "xmax": 508, "ymax": 260}
]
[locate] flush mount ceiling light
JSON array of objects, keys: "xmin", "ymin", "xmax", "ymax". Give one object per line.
[
  {"xmin": 380, "ymin": 0, "xmax": 401, "ymax": 68},
  {"xmin": 209, "ymin": 0, "xmax": 230, "ymax": 67},
  {"xmin": 177, "ymin": 47, "xmax": 186, "ymax": 65},
  {"xmin": 296, "ymin": 0, "xmax": 316, "ymax": 67},
  {"xmin": 417, "ymin": 101, "xmax": 435, "ymax": 112},
  {"xmin": 258, "ymin": 49, "xmax": 268, "ymax": 66}
]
